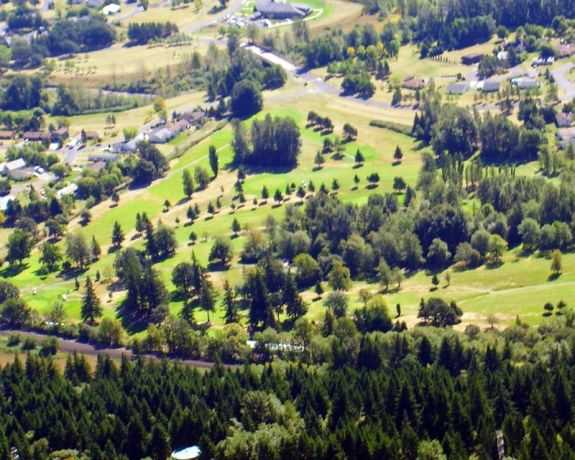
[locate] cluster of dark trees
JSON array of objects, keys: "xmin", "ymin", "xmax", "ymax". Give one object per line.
[
  {"xmin": 126, "ymin": 142, "xmax": 169, "ymax": 186},
  {"xmin": 6, "ymin": 6, "xmax": 46, "ymax": 31},
  {"xmin": 127, "ymin": 22, "xmax": 178, "ymax": 46},
  {"xmin": 232, "ymin": 115, "xmax": 301, "ymax": 169},
  {"xmin": 413, "ymin": 88, "xmax": 547, "ymax": 164},
  {"xmin": 3, "ymin": 319, "xmax": 575, "ymax": 459},
  {"xmin": 341, "ymin": 70, "xmax": 375, "ymax": 98},
  {"xmin": 11, "ymin": 16, "xmax": 115, "ymax": 68},
  {"xmin": 206, "ymin": 36, "xmax": 286, "ymax": 112},
  {"xmin": 1, "ymin": 76, "xmax": 43, "ymax": 111}
]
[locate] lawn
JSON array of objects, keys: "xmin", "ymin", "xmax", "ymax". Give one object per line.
[{"xmin": 1, "ymin": 69, "xmax": 567, "ymax": 333}]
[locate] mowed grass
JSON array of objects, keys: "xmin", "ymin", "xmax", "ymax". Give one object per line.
[
  {"xmin": 7, "ymin": 95, "xmax": 422, "ymax": 324},
  {"xmin": 306, "ymin": 248, "xmax": 575, "ymax": 329},
  {"xmin": 2, "ymin": 78, "xmax": 565, "ymax": 331}
]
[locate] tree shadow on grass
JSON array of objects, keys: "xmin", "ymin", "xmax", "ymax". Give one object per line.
[{"xmin": 0, "ymin": 263, "xmax": 28, "ymax": 278}]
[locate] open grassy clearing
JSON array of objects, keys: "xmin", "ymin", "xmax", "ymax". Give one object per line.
[{"xmin": 45, "ymin": 40, "xmax": 209, "ymax": 86}]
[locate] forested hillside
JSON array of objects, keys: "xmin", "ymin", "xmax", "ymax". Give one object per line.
[{"xmin": 1, "ymin": 323, "xmax": 574, "ymax": 460}]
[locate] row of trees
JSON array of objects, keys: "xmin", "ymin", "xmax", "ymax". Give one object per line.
[{"xmin": 127, "ymin": 22, "xmax": 179, "ymax": 45}]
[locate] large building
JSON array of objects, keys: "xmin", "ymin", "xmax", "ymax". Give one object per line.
[{"xmin": 255, "ymin": 0, "xmax": 311, "ymax": 20}]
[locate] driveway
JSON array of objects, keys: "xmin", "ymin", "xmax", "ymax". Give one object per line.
[{"xmin": 552, "ymin": 63, "xmax": 575, "ymax": 102}]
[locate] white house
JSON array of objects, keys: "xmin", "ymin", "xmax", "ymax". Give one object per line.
[
  {"xmin": 0, "ymin": 195, "xmax": 15, "ymax": 211},
  {"xmin": 56, "ymin": 183, "xmax": 78, "ymax": 199},
  {"xmin": 102, "ymin": 3, "xmax": 121, "ymax": 15}
]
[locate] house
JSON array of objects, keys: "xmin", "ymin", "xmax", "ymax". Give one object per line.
[
  {"xmin": 461, "ymin": 53, "xmax": 484, "ymax": 65},
  {"xmin": 557, "ymin": 44, "xmax": 575, "ymax": 59},
  {"xmin": 171, "ymin": 119, "xmax": 190, "ymax": 133},
  {"xmin": 447, "ymin": 81, "xmax": 470, "ymax": 95},
  {"xmin": 175, "ymin": 110, "xmax": 205, "ymax": 127},
  {"xmin": 557, "ymin": 127, "xmax": 575, "ymax": 146},
  {"xmin": 110, "ymin": 139, "xmax": 138, "ymax": 153},
  {"xmin": 86, "ymin": 0, "xmax": 105, "ymax": 7},
  {"xmin": 556, "ymin": 112, "xmax": 573, "ymax": 128},
  {"xmin": 0, "ymin": 130, "xmax": 15, "ymax": 140},
  {"xmin": 82, "ymin": 130, "xmax": 101, "ymax": 142},
  {"xmin": 51, "ymin": 127, "xmax": 69, "ymax": 143},
  {"xmin": 56, "ymin": 183, "xmax": 78, "ymax": 199},
  {"xmin": 2, "ymin": 158, "xmax": 26, "ymax": 176},
  {"xmin": 497, "ymin": 51, "xmax": 508, "ymax": 61},
  {"xmin": 149, "ymin": 127, "xmax": 176, "ymax": 144},
  {"xmin": 86, "ymin": 161, "xmax": 106, "ymax": 173},
  {"xmin": 0, "ymin": 195, "xmax": 15, "ymax": 211},
  {"xmin": 102, "ymin": 3, "xmax": 121, "ymax": 15},
  {"xmin": 255, "ymin": 0, "xmax": 310, "ymax": 19},
  {"xmin": 89, "ymin": 153, "xmax": 118, "ymax": 162},
  {"xmin": 481, "ymin": 80, "xmax": 500, "ymax": 93},
  {"xmin": 402, "ymin": 76, "xmax": 426, "ymax": 90},
  {"xmin": 22, "ymin": 131, "xmax": 50, "ymax": 143},
  {"xmin": 512, "ymin": 77, "xmax": 539, "ymax": 90}
]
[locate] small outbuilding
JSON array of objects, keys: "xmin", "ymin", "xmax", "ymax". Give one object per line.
[
  {"xmin": 447, "ymin": 81, "xmax": 470, "ymax": 95},
  {"xmin": 512, "ymin": 77, "xmax": 539, "ymax": 90}
]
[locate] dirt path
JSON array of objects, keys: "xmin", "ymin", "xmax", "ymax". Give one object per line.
[{"xmin": 0, "ymin": 329, "xmax": 224, "ymax": 369}]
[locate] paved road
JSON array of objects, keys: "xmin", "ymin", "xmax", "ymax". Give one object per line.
[
  {"xmin": 244, "ymin": 44, "xmax": 414, "ymax": 113},
  {"xmin": 552, "ymin": 63, "xmax": 575, "ymax": 102},
  {"xmin": 0, "ymin": 329, "xmax": 226, "ymax": 368}
]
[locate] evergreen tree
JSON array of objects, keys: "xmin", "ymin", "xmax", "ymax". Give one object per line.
[
  {"xmin": 223, "ymin": 280, "xmax": 239, "ymax": 323},
  {"xmin": 91, "ymin": 236, "xmax": 101, "ymax": 260},
  {"xmin": 112, "ymin": 221, "xmax": 124, "ymax": 249},
  {"xmin": 284, "ymin": 274, "xmax": 307, "ymax": 321},
  {"xmin": 209, "ymin": 145, "xmax": 219, "ymax": 177},
  {"xmin": 182, "ymin": 169, "xmax": 195, "ymax": 199},
  {"xmin": 81, "ymin": 276, "xmax": 102, "ymax": 324}
]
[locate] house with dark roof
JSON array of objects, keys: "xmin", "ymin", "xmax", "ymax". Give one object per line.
[
  {"xmin": 0, "ymin": 130, "xmax": 15, "ymax": 140},
  {"xmin": 176, "ymin": 110, "xmax": 205, "ymax": 127},
  {"xmin": 481, "ymin": 80, "xmax": 500, "ymax": 93},
  {"xmin": 51, "ymin": 127, "xmax": 69, "ymax": 143},
  {"xmin": 23, "ymin": 131, "xmax": 51, "ymax": 143},
  {"xmin": 255, "ymin": 0, "xmax": 310, "ymax": 19}
]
